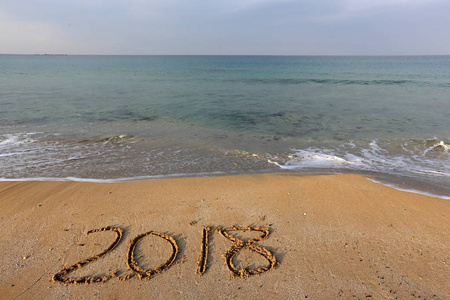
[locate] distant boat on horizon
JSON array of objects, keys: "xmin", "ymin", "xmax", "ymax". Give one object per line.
[{"xmin": 34, "ymin": 54, "xmax": 69, "ymax": 56}]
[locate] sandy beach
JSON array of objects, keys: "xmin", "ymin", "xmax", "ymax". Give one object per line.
[{"xmin": 0, "ymin": 173, "xmax": 448, "ymax": 299}]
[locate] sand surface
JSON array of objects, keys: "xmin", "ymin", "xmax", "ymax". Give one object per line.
[{"xmin": 0, "ymin": 173, "xmax": 448, "ymax": 300}]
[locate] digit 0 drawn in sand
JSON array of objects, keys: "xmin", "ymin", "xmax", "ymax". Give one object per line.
[
  {"xmin": 124, "ymin": 231, "xmax": 179, "ymax": 280},
  {"xmin": 218, "ymin": 226, "xmax": 277, "ymax": 278},
  {"xmin": 52, "ymin": 226, "xmax": 123, "ymax": 284}
]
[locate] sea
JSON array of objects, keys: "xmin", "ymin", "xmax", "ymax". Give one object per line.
[{"xmin": 0, "ymin": 55, "xmax": 449, "ymax": 198}]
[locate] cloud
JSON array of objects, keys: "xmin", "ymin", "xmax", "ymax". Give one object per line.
[
  {"xmin": 0, "ymin": 11, "xmax": 77, "ymax": 54},
  {"xmin": 0, "ymin": 0, "xmax": 449, "ymax": 55},
  {"xmin": 311, "ymin": 0, "xmax": 446, "ymax": 23}
]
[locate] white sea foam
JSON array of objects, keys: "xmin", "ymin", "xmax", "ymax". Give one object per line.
[
  {"xmin": 278, "ymin": 151, "xmax": 356, "ymax": 169},
  {"xmin": 0, "ymin": 132, "xmax": 448, "ymax": 198},
  {"xmin": 275, "ymin": 140, "xmax": 450, "ymax": 185},
  {"xmin": 0, "ymin": 133, "xmax": 39, "ymax": 143},
  {"xmin": 0, "ymin": 171, "xmax": 227, "ymax": 183},
  {"xmin": 0, "ymin": 134, "xmax": 21, "ymax": 149},
  {"xmin": 0, "ymin": 152, "xmax": 25, "ymax": 158}
]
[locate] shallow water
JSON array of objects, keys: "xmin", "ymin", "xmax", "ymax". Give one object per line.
[{"xmin": 0, "ymin": 55, "xmax": 449, "ymax": 196}]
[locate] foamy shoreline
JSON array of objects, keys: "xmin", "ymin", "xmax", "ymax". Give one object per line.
[{"xmin": 1, "ymin": 170, "xmax": 448, "ymax": 199}]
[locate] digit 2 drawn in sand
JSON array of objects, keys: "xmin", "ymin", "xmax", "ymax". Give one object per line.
[
  {"xmin": 52, "ymin": 226, "xmax": 123, "ymax": 284},
  {"xmin": 53, "ymin": 225, "xmax": 277, "ymax": 284}
]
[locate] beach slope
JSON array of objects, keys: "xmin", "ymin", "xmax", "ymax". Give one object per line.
[{"xmin": 0, "ymin": 174, "xmax": 448, "ymax": 299}]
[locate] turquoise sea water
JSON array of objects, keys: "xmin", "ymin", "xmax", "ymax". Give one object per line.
[{"xmin": 0, "ymin": 55, "xmax": 449, "ymax": 196}]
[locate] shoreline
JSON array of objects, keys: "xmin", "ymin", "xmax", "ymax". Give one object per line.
[
  {"xmin": 1, "ymin": 173, "xmax": 449, "ymax": 299},
  {"xmin": 1, "ymin": 169, "xmax": 448, "ymax": 199}
]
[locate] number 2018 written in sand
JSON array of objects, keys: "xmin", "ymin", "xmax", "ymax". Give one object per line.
[{"xmin": 52, "ymin": 226, "xmax": 278, "ymax": 284}]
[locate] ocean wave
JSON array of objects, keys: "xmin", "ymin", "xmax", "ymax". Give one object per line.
[
  {"xmin": 1, "ymin": 131, "xmax": 448, "ymax": 197},
  {"xmin": 77, "ymin": 134, "xmax": 142, "ymax": 145},
  {"xmin": 0, "ymin": 133, "xmax": 37, "ymax": 148},
  {"xmin": 229, "ymin": 78, "xmax": 427, "ymax": 86},
  {"xmin": 273, "ymin": 139, "xmax": 450, "ymax": 180}
]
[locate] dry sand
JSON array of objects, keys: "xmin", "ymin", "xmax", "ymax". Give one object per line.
[{"xmin": 0, "ymin": 173, "xmax": 448, "ymax": 299}]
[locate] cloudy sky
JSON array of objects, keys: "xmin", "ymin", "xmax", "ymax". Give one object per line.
[{"xmin": 1, "ymin": 0, "xmax": 449, "ymax": 55}]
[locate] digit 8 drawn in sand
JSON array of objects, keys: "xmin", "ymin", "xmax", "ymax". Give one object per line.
[
  {"xmin": 217, "ymin": 226, "xmax": 277, "ymax": 278},
  {"xmin": 52, "ymin": 226, "xmax": 123, "ymax": 284}
]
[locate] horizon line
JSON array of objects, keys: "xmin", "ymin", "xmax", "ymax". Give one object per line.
[{"xmin": 2, "ymin": 53, "xmax": 450, "ymax": 57}]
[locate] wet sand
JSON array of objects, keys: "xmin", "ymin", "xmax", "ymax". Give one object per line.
[{"xmin": 0, "ymin": 173, "xmax": 448, "ymax": 299}]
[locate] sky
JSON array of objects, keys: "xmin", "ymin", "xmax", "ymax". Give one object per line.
[{"xmin": 1, "ymin": 0, "xmax": 449, "ymax": 55}]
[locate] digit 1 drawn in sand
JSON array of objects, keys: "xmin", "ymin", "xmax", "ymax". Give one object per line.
[
  {"xmin": 196, "ymin": 226, "xmax": 212, "ymax": 275},
  {"xmin": 218, "ymin": 226, "xmax": 277, "ymax": 278},
  {"xmin": 126, "ymin": 231, "xmax": 179, "ymax": 279},
  {"xmin": 52, "ymin": 226, "xmax": 123, "ymax": 284}
]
